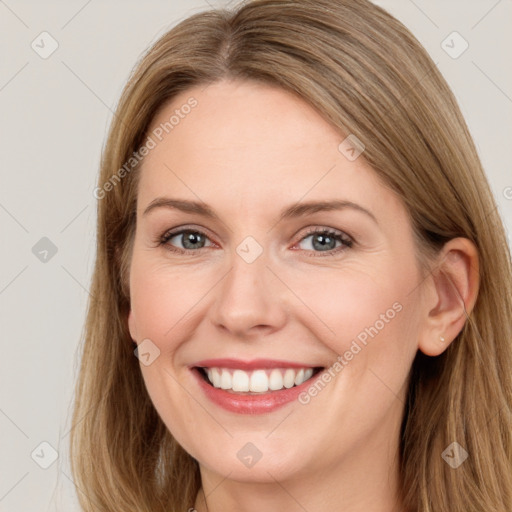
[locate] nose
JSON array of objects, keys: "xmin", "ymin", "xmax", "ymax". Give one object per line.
[{"xmin": 208, "ymin": 247, "xmax": 288, "ymax": 339}]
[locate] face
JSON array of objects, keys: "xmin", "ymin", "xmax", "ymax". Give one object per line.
[{"xmin": 128, "ymin": 78, "xmax": 426, "ymax": 483}]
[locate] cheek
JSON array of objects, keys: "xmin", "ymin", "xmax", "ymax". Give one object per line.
[
  {"xmin": 288, "ymin": 258, "xmax": 420, "ymax": 372},
  {"xmin": 129, "ymin": 258, "xmax": 212, "ymax": 449},
  {"xmin": 129, "ymin": 258, "xmax": 195, "ymax": 341}
]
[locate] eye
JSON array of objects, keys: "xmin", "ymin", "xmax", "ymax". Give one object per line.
[
  {"xmin": 159, "ymin": 228, "xmax": 214, "ymax": 253},
  {"xmin": 294, "ymin": 227, "xmax": 353, "ymax": 256}
]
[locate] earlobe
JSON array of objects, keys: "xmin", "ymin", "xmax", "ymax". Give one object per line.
[{"xmin": 418, "ymin": 237, "xmax": 480, "ymax": 357}]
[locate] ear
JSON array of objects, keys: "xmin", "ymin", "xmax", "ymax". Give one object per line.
[{"xmin": 418, "ymin": 237, "xmax": 480, "ymax": 356}]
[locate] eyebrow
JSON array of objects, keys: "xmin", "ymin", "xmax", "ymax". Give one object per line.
[{"xmin": 142, "ymin": 197, "xmax": 378, "ymax": 225}]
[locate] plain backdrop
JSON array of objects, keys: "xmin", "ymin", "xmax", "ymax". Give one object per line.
[{"xmin": 0, "ymin": 0, "xmax": 511, "ymax": 510}]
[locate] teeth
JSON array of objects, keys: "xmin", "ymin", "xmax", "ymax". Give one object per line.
[
  {"xmin": 250, "ymin": 370, "xmax": 268, "ymax": 392},
  {"xmin": 220, "ymin": 369, "xmax": 231, "ymax": 390},
  {"xmin": 283, "ymin": 368, "xmax": 295, "ymax": 388},
  {"xmin": 269, "ymin": 369, "xmax": 283, "ymax": 390},
  {"xmin": 202, "ymin": 367, "xmax": 316, "ymax": 393},
  {"xmin": 294, "ymin": 369, "xmax": 305, "ymax": 386},
  {"xmin": 232, "ymin": 370, "xmax": 250, "ymax": 392},
  {"xmin": 211, "ymin": 368, "xmax": 221, "ymax": 388}
]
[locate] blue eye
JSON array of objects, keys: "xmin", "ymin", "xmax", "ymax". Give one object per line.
[
  {"xmin": 158, "ymin": 226, "xmax": 354, "ymax": 257},
  {"xmin": 296, "ymin": 228, "xmax": 353, "ymax": 255},
  {"xmin": 160, "ymin": 229, "xmax": 214, "ymax": 251}
]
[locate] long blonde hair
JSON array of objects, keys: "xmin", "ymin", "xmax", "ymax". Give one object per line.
[{"xmin": 69, "ymin": 1, "xmax": 512, "ymax": 510}]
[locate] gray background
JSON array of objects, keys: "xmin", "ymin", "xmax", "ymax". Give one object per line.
[{"xmin": 0, "ymin": 0, "xmax": 511, "ymax": 510}]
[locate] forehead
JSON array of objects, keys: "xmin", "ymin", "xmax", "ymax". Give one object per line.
[
  {"xmin": 137, "ymin": 79, "xmax": 400, "ymax": 223},
  {"xmin": 147, "ymin": 78, "xmax": 342, "ymax": 161}
]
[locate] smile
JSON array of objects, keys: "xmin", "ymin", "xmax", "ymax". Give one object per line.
[{"xmin": 190, "ymin": 358, "xmax": 326, "ymax": 414}]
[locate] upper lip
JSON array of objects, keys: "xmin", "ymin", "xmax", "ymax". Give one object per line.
[{"xmin": 192, "ymin": 358, "xmax": 324, "ymax": 370}]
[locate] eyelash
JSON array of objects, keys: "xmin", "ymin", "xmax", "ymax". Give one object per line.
[{"xmin": 157, "ymin": 225, "xmax": 354, "ymax": 257}]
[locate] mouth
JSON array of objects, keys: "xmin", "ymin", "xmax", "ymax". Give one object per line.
[
  {"xmin": 194, "ymin": 366, "xmax": 324, "ymax": 395},
  {"xmin": 190, "ymin": 358, "xmax": 328, "ymax": 414}
]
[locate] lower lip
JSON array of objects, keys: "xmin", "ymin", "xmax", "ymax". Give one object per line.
[{"xmin": 191, "ymin": 368, "xmax": 322, "ymax": 414}]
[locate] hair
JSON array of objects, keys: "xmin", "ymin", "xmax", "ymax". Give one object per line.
[{"xmin": 69, "ymin": 0, "xmax": 512, "ymax": 510}]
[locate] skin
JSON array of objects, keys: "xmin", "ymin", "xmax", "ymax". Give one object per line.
[{"xmin": 127, "ymin": 78, "xmax": 479, "ymax": 512}]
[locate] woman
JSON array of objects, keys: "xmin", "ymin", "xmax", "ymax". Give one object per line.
[{"xmin": 70, "ymin": 0, "xmax": 512, "ymax": 511}]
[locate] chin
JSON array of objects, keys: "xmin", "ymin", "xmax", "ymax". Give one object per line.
[{"xmin": 190, "ymin": 435, "xmax": 315, "ymax": 483}]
